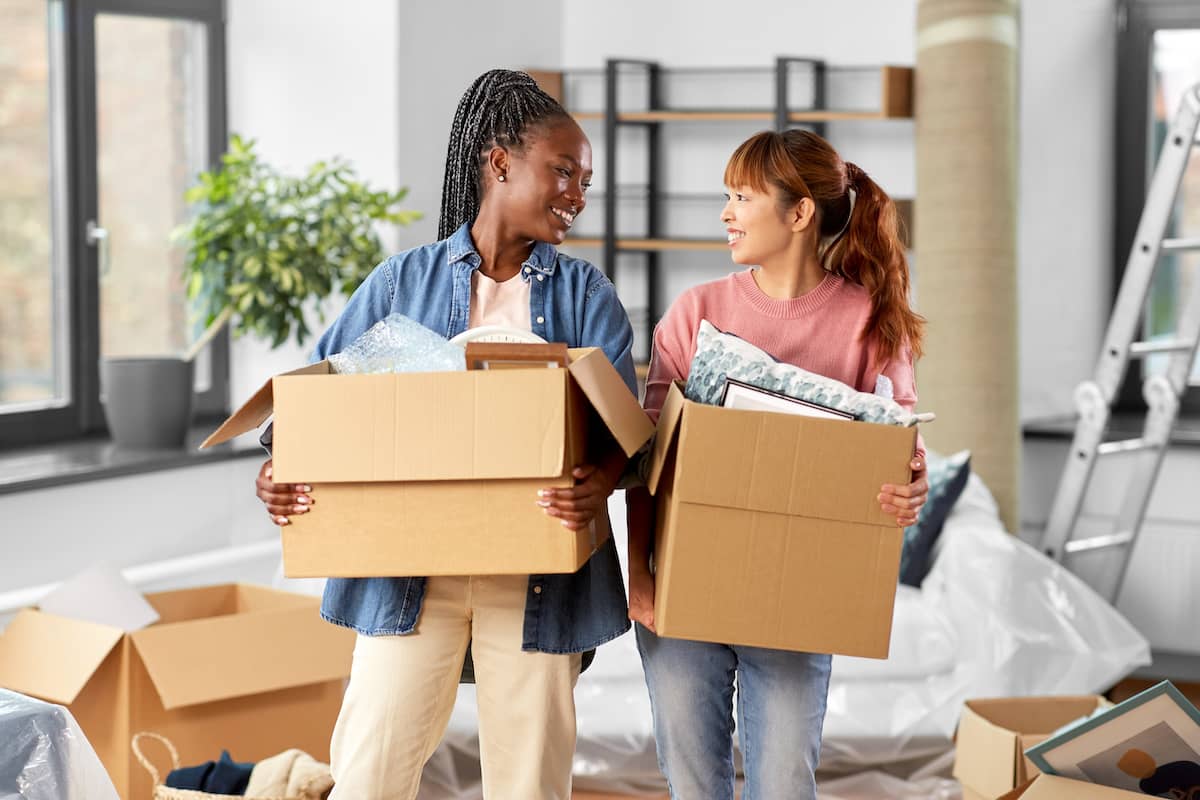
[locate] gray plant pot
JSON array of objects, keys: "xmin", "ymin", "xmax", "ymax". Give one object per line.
[{"xmin": 100, "ymin": 357, "xmax": 195, "ymax": 449}]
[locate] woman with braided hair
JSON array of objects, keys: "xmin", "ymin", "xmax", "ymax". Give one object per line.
[
  {"xmin": 254, "ymin": 69, "xmax": 635, "ymax": 799},
  {"xmin": 626, "ymin": 129, "xmax": 930, "ymax": 800}
]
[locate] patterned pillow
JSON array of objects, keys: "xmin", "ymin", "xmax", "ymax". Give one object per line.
[
  {"xmin": 683, "ymin": 319, "xmax": 928, "ymax": 427},
  {"xmin": 898, "ymin": 449, "xmax": 971, "ymax": 587}
]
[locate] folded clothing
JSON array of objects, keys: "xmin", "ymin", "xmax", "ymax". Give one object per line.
[
  {"xmin": 245, "ymin": 749, "xmax": 333, "ymax": 800},
  {"xmin": 166, "ymin": 750, "xmax": 254, "ymax": 794}
]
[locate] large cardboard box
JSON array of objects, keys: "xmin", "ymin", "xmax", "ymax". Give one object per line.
[
  {"xmin": 998, "ymin": 774, "xmax": 1144, "ymax": 799},
  {"xmin": 204, "ymin": 349, "xmax": 653, "ymax": 578},
  {"xmin": 0, "ymin": 584, "xmax": 353, "ymax": 800},
  {"xmin": 954, "ymin": 695, "xmax": 1109, "ymax": 800},
  {"xmin": 645, "ymin": 382, "xmax": 917, "ymax": 657}
]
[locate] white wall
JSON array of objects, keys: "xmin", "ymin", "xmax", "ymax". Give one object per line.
[{"xmin": 1018, "ymin": 0, "xmax": 1116, "ymax": 420}]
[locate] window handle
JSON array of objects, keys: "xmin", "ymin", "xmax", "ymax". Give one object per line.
[{"xmin": 86, "ymin": 220, "xmax": 110, "ymax": 278}]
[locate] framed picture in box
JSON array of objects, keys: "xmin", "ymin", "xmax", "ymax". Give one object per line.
[
  {"xmin": 464, "ymin": 342, "xmax": 569, "ymax": 371},
  {"xmin": 719, "ymin": 378, "xmax": 855, "ymax": 421},
  {"xmin": 1025, "ymin": 681, "xmax": 1200, "ymax": 797}
]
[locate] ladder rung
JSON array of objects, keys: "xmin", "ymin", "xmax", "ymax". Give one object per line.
[
  {"xmin": 1162, "ymin": 237, "xmax": 1200, "ymax": 252},
  {"xmin": 1064, "ymin": 531, "xmax": 1135, "ymax": 555},
  {"xmin": 1097, "ymin": 438, "xmax": 1158, "ymax": 455},
  {"xmin": 1129, "ymin": 339, "xmax": 1196, "ymax": 356}
]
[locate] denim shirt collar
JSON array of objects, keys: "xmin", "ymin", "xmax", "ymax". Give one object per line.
[{"xmin": 446, "ymin": 222, "xmax": 559, "ymax": 276}]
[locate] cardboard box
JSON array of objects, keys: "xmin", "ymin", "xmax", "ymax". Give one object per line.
[
  {"xmin": 204, "ymin": 349, "xmax": 654, "ymax": 578},
  {"xmin": 998, "ymin": 774, "xmax": 1144, "ymax": 799},
  {"xmin": 954, "ymin": 695, "xmax": 1109, "ymax": 800},
  {"xmin": 645, "ymin": 382, "xmax": 917, "ymax": 657},
  {"xmin": 0, "ymin": 584, "xmax": 353, "ymax": 800}
]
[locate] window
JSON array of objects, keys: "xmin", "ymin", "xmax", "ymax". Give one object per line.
[
  {"xmin": 1115, "ymin": 1, "xmax": 1200, "ymax": 413},
  {"xmin": 0, "ymin": 0, "xmax": 227, "ymax": 448}
]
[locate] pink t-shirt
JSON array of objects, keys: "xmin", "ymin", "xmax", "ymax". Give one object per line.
[
  {"xmin": 468, "ymin": 269, "xmax": 533, "ymax": 331},
  {"xmin": 645, "ymin": 268, "xmax": 925, "ymax": 458}
]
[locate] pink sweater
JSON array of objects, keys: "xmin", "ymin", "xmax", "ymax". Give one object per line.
[{"xmin": 645, "ymin": 269, "xmax": 925, "ymax": 458}]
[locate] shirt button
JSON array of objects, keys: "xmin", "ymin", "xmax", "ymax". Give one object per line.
[
  {"xmin": 533, "ymin": 585, "xmax": 543, "ymax": 594},
  {"xmin": 536, "ymin": 315, "xmax": 545, "ymax": 324},
  {"xmin": 536, "ymin": 274, "xmax": 545, "ymax": 282},
  {"xmin": 524, "ymin": 267, "xmax": 532, "ymax": 275}
]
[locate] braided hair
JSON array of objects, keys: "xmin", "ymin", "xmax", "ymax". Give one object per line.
[{"xmin": 438, "ymin": 69, "xmax": 572, "ymax": 240}]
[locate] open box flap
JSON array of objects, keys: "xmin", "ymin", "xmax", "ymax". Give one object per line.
[
  {"xmin": 646, "ymin": 381, "xmax": 687, "ymax": 495},
  {"xmin": 200, "ymin": 361, "xmax": 330, "ymax": 449},
  {"xmin": 128, "ymin": 600, "xmax": 352, "ymax": 710},
  {"xmin": 0, "ymin": 609, "xmax": 124, "ymax": 705},
  {"xmin": 565, "ymin": 348, "xmax": 654, "ymax": 457}
]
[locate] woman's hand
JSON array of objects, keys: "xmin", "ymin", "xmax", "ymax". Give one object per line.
[
  {"xmin": 538, "ymin": 463, "xmax": 619, "ymax": 531},
  {"xmin": 255, "ymin": 459, "xmax": 314, "ymax": 526},
  {"xmin": 878, "ymin": 455, "xmax": 928, "ymax": 527},
  {"xmin": 628, "ymin": 565, "xmax": 656, "ymax": 632}
]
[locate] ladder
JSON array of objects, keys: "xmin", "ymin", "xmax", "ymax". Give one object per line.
[{"xmin": 1039, "ymin": 83, "xmax": 1200, "ymax": 604}]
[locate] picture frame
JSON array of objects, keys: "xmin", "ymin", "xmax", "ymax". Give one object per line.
[
  {"xmin": 719, "ymin": 378, "xmax": 855, "ymax": 421},
  {"xmin": 1025, "ymin": 681, "xmax": 1200, "ymax": 796}
]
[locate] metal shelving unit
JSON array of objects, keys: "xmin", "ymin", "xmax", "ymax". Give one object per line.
[{"xmin": 537, "ymin": 58, "xmax": 915, "ymax": 351}]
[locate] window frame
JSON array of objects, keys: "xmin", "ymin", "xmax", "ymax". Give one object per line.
[
  {"xmin": 1114, "ymin": 0, "xmax": 1200, "ymax": 414},
  {"xmin": 0, "ymin": 0, "xmax": 229, "ymax": 448}
]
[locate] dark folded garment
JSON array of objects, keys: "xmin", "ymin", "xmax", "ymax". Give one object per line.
[{"xmin": 166, "ymin": 750, "xmax": 255, "ymax": 794}]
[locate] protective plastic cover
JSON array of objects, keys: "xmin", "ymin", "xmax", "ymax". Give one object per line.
[
  {"xmin": 0, "ymin": 689, "xmax": 118, "ymax": 800},
  {"xmin": 417, "ymin": 472, "xmax": 1150, "ymax": 798}
]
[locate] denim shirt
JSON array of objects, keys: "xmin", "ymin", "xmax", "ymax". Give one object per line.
[{"xmin": 311, "ymin": 223, "xmax": 636, "ymax": 654}]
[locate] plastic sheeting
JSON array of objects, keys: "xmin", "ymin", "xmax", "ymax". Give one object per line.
[
  {"xmin": 0, "ymin": 690, "xmax": 118, "ymax": 800},
  {"xmin": 418, "ymin": 472, "xmax": 1150, "ymax": 798},
  {"xmin": 328, "ymin": 313, "xmax": 465, "ymax": 374}
]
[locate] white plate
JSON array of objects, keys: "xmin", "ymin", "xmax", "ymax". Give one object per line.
[{"xmin": 448, "ymin": 326, "xmax": 547, "ymax": 345}]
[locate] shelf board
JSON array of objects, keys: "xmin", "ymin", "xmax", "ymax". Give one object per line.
[
  {"xmin": 610, "ymin": 109, "xmax": 911, "ymax": 123},
  {"xmin": 563, "ymin": 237, "xmax": 728, "ymax": 252},
  {"xmin": 572, "ymin": 112, "xmax": 604, "ymax": 121}
]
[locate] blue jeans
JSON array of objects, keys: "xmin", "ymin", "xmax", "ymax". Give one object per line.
[{"xmin": 636, "ymin": 625, "xmax": 832, "ymax": 800}]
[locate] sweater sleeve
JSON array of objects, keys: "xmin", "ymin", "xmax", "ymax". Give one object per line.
[
  {"xmin": 879, "ymin": 344, "xmax": 927, "ymax": 465},
  {"xmin": 642, "ymin": 292, "xmax": 696, "ymax": 423}
]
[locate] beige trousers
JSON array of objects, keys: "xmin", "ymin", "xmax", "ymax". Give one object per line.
[{"xmin": 328, "ymin": 575, "xmax": 583, "ymax": 800}]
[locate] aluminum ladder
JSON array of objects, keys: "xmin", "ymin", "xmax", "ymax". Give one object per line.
[{"xmin": 1039, "ymin": 83, "xmax": 1200, "ymax": 604}]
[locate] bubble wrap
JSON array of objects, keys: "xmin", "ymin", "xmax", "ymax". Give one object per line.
[{"xmin": 329, "ymin": 313, "xmax": 465, "ymax": 374}]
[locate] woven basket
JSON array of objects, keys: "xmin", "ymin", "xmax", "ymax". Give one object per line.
[{"xmin": 132, "ymin": 732, "xmax": 303, "ymax": 800}]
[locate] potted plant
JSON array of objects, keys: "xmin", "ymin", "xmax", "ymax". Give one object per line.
[{"xmin": 100, "ymin": 134, "xmax": 421, "ymax": 448}]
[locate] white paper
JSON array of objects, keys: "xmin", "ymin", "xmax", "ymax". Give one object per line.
[{"xmin": 37, "ymin": 562, "xmax": 159, "ymax": 632}]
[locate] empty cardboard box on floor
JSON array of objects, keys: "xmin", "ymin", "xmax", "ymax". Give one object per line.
[
  {"xmin": 645, "ymin": 382, "xmax": 917, "ymax": 658},
  {"xmin": 998, "ymin": 774, "xmax": 1144, "ymax": 799},
  {"xmin": 954, "ymin": 695, "xmax": 1109, "ymax": 800},
  {"xmin": 203, "ymin": 348, "xmax": 653, "ymax": 578},
  {"xmin": 0, "ymin": 584, "xmax": 353, "ymax": 800}
]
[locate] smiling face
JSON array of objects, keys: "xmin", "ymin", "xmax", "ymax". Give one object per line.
[
  {"xmin": 484, "ymin": 117, "xmax": 592, "ymax": 245},
  {"xmin": 721, "ymin": 184, "xmax": 810, "ymax": 267}
]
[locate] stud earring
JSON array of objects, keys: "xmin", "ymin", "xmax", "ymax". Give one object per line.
[{"xmin": 497, "ymin": 174, "xmax": 506, "ymax": 182}]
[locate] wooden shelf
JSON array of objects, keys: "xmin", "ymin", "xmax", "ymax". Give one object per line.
[
  {"xmin": 551, "ymin": 66, "xmax": 915, "ymax": 123},
  {"xmin": 563, "ymin": 237, "xmax": 729, "ymax": 252}
]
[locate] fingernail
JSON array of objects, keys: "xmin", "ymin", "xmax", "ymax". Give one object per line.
[
  {"xmin": 876, "ymin": 493, "xmax": 884, "ymax": 502},
  {"xmin": 265, "ymin": 467, "xmax": 273, "ymax": 478},
  {"xmin": 538, "ymin": 489, "xmax": 553, "ymax": 498},
  {"xmin": 296, "ymin": 495, "xmax": 310, "ymax": 505},
  {"xmin": 537, "ymin": 500, "xmax": 551, "ymax": 508},
  {"xmin": 294, "ymin": 504, "xmax": 308, "ymax": 513},
  {"xmin": 275, "ymin": 516, "xmax": 289, "ymax": 525},
  {"xmin": 300, "ymin": 485, "xmax": 312, "ymax": 493},
  {"xmin": 561, "ymin": 520, "xmax": 572, "ymax": 528}
]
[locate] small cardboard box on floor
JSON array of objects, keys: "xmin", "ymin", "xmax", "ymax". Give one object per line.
[
  {"xmin": 998, "ymin": 774, "xmax": 1144, "ymax": 799},
  {"xmin": 645, "ymin": 382, "xmax": 917, "ymax": 658},
  {"xmin": 0, "ymin": 584, "xmax": 353, "ymax": 800},
  {"xmin": 203, "ymin": 349, "xmax": 653, "ymax": 578},
  {"xmin": 954, "ymin": 695, "xmax": 1109, "ymax": 800}
]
